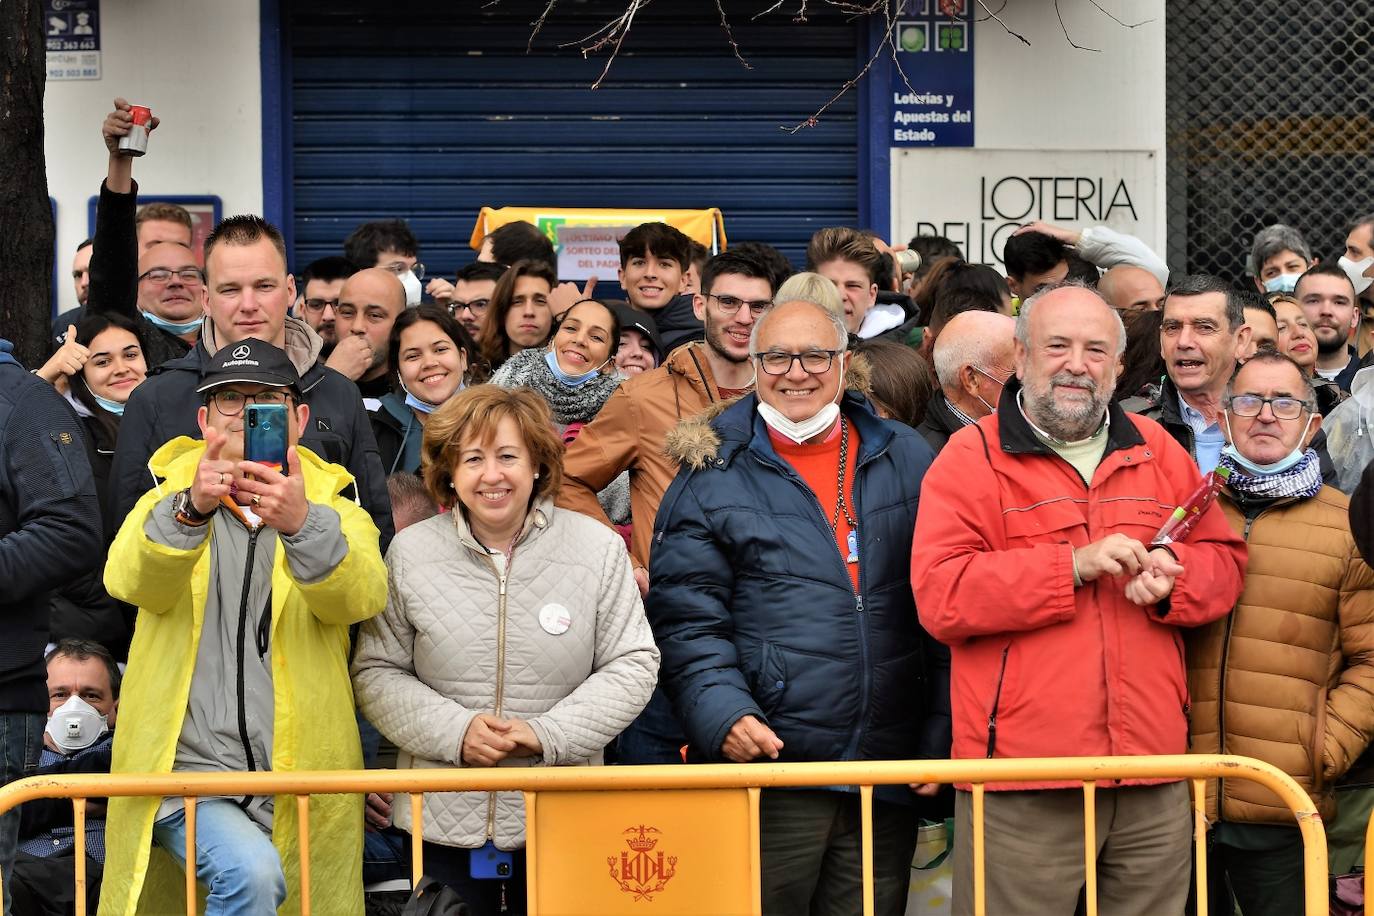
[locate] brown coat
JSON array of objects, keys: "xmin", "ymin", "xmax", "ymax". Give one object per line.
[
  {"xmin": 556, "ymin": 342, "xmax": 732, "ymax": 569},
  {"xmin": 1186, "ymin": 485, "xmax": 1374, "ymax": 825}
]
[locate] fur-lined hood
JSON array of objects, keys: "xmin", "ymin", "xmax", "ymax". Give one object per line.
[{"xmin": 665, "ymin": 353, "xmax": 874, "ymax": 470}]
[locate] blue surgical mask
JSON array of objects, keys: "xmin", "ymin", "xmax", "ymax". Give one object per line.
[
  {"xmin": 93, "ymin": 393, "xmax": 126, "ymax": 416},
  {"xmin": 398, "ymin": 373, "xmax": 463, "ymax": 415},
  {"xmin": 1221, "ymin": 411, "xmax": 1314, "ymax": 475},
  {"xmin": 1262, "ymin": 273, "xmax": 1303, "ymax": 294},
  {"xmin": 142, "ymin": 310, "xmax": 203, "ymax": 336},
  {"xmin": 544, "ymin": 349, "xmax": 608, "ymax": 388}
]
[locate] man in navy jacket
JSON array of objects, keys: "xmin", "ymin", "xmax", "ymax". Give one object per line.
[{"xmin": 648, "ymin": 300, "xmax": 949, "ymax": 916}]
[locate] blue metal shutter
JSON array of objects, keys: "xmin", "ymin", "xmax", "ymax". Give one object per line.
[{"xmin": 286, "ymin": 1, "xmax": 860, "ymax": 277}]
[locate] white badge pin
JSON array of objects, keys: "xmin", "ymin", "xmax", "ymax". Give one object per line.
[{"xmin": 539, "ymin": 603, "xmax": 572, "ymax": 636}]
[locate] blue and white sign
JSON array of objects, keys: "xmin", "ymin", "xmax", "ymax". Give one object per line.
[
  {"xmin": 890, "ymin": 0, "xmax": 973, "ymax": 147},
  {"xmin": 45, "ymin": 0, "xmax": 101, "ymax": 81}
]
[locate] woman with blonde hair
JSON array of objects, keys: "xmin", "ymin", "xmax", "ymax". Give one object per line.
[{"xmin": 351, "ymin": 385, "xmax": 659, "ymax": 916}]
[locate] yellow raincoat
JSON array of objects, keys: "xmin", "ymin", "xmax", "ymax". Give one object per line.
[{"xmin": 99, "ymin": 437, "xmax": 387, "ymax": 915}]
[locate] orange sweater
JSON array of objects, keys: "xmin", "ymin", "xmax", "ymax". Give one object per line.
[{"xmin": 770, "ymin": 420, "xmax": 861, "ymax": 591}]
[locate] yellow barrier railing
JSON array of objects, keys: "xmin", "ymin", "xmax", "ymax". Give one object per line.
[{"xmin": 0, "ymin": 754, "xmax": 1327, "ymax": 915}]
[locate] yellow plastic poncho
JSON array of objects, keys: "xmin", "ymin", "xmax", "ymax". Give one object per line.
[{"xmin": 99, "ymin": 437, "xmax": 387, "ymax": 915}]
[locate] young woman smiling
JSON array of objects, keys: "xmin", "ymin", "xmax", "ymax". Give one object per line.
[{"xmin": 370, "ymin": 305, "xmax": 477, "ymax": 475}]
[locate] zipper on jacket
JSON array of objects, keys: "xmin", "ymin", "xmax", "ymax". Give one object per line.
[
  {"xmin": 1216, "ymin": 508, "xmax": 1264, "ymax": 808},
  {"xmin": 234, "ymin": 525, "xmax": 264, "ymax": 809},
  {"xmin": 749, "ymin": 433, "xmax": 892, "ymax": 762},
  {"xmin": 479, "ymin": 547, "xmax": 514, "ymax": 842},
  {"xmin": 986, "ymin": 644, "xmax": 1011, "ymax": 758}
]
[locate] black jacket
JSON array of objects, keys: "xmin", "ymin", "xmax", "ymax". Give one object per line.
[
  {"xmin": 0, "ymin": 345, "xmax": 103, "ymax": 712},
  {"xmin": 915, "ymin": 395, "xmax": 967, "ymax": 455},
  {"xmin": 82, "ymin": 180, "xmax": 191, "ymax": 369},
  {"xmin": 107, "ymin": 340, "xmax": 395, "ymax": 550},
  {"xmin": 653, "ymin": 294, "xmax": 705, "ymax": 352}
]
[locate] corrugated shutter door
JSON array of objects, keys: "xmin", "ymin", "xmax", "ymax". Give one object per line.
[{"xmin": 287, "ymin": 0, "xmax": 860, "ymax": 277}]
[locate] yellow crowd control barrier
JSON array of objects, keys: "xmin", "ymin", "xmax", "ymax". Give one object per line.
[{"xmin": 0, "ymin": 754, "xmax": 1326, "ymax": 916}]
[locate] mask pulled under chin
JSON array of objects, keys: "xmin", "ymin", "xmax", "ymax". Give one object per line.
[
  {"xmin": 398, "ymin": 270, "xmax": 423, "ymax": 307},
  {"xmin": 93, "ymin": 393, "xmax": 126, "ymax": 416},
  {"xmin": 142, "ymin": 310, "xmax": 204, "ymax": 336},
  {"xmin": 45, "ymin": 695, "xmax": 108, "ymax": 752},
  {"xmin": 544, "ymin": 350, "xmax": 608, "ymax": 388},
  {"xmin": 758, "ymin": 400, "xmax": 841, "ymax": 444},
  {"xmin": 1221, "ymin": 411, "xmax": 1314, "ymax": 475}
]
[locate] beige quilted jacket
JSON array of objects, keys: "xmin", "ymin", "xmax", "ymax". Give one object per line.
[{"xmin": 351, "ymin": 498, "xmax": 660, "ymax": 851}]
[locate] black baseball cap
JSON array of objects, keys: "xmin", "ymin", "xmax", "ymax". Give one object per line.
[
  {"xmin": 196, "ymin": 338, "xmax": 301, "ymax": 394},
  {"xmin": 609, "ymin": 302, "xmax": 664, "ymax": 362}
]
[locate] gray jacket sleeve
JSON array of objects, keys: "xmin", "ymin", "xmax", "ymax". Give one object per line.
[
  {"xmin": 1077, "ymin": 226, "xmax": 1169, "ymax": 285},
  {"xmin": 351, "ymin": 550, "xmax": 477, "ymax": 765},
  {"xmin": 279, "ymin": 502, "xmax": 348, "ymax": 584},
  {"xmin": 526, "ymin": 537, "xmax": 660, "ymax": 765}
]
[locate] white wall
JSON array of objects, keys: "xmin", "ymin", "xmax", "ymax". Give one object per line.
[
  {"xmin": 890, "ymin": 0, "xmax": 1167, "ymax": 266},
  {"xmin": 44, "ymin": 1, "xmax": 263, "ymax": 314}
]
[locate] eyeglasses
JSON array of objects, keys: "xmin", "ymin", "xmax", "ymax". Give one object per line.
[
  {"xmin": 1225, "ymin": 394, "xmax": 1310, "ymax": 420},
  {"xmin": 451, "ymin": 298, "xmax": 490, "ymax": 317},
  {"xmin": 753, "ymin": 349, "xmax": 840, "ymax": 376},
  {"xmin": 386, "ymin": 263, "xmax": 425, "ymax": 280},
  {"xmin": 302, "ymin": 297, "xmax": 338, "ymax": 313},
  {"xmin": 208, "ymin": 390, "xmax": 293, "ymax": 417},
  {"xmin": 139, "ymin": 267, "xmax": 204, "ymax": 286},
  {"xmin": 706, "ymin": 293, "xmax": 773, "ymax": 318}
]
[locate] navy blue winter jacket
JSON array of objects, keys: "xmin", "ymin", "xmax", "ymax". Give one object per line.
[
  {"xmin": 647, "ymin": 391, "xmax": 950, "ymax": 768},
  {"xmin": 0, "ymin": 342, "xmax": 103, "ymax": 712}
]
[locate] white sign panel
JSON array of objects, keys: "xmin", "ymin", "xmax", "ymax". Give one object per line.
[
  {"xmin": 45, "ymin": 0, "xmax": 101, "ymax": 81},
  {"xmin": 556, "ymin": 224, "xmax": 634, "ymax": 282},
  {"xmin": 892, "ymin": 148, "xmax": 1158, "ymax": 270}
]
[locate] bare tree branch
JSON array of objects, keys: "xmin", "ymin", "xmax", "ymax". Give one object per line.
[
  {"xmin": 973, "ymin": 0, "xmax": 1029, "ymax": 46},
  {"xmin": 717, "ymin": 0, "xmax": 753, "ymax": 69},
  {"xmin": 527, "ymin": 0, "xmax": 559, "ymax": 51},
  {"xmin": 1055, "ymin": 0, "xmax": 1100, "ymax": 52}
]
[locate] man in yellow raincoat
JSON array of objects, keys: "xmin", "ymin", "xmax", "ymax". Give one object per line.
[{"xmin": 101, "ymin": 338, "xmax": 386, "ymax": 915}]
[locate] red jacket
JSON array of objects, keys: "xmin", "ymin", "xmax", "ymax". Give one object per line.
[{"xmin": 911, "ymin": 391, "xmax": 1246, "ymax": 788}]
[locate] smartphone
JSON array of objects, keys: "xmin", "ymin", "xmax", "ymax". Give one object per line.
[
  {"xmin": 470, "ymin": 840, "xmax": 514, "ymax": 880},
  {"xmin": 244, "ymin": 404, "xmax": 289, "ymax": 475}
]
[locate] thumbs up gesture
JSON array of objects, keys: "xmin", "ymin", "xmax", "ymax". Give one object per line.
[
  {"xmin": 190, "ymin": 427, "xmax": 235, "ymax": 515},
  {"xmin": 36, "ymin": 326, "xmax": 91, "ymax": 385}
]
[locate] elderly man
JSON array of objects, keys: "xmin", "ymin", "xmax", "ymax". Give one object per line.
[
  {"xmin": 102, "ymin": 338, "xmax": 387, "ymax": 915},
  {"xmin": 913, "ymin": 283, "xmax": 1247, "ymax": 916},
  {"xmin": 1186, "ymin": 351, "xmax": 1374, "ymax": 916},
  {"xmin": 650, "ymin": 298, "xmax": 947, "ymax": 915},
  {"xmin": 918, "ymin": 310, "xmax": 1015, "ymax": 453},
  {"xmin": 1135, "ymin": 274, "xmax": 1252, "ymax": 473}
]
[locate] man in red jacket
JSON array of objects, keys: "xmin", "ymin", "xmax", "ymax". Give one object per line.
[{"xmin": 912, "ymin": 283, "xmax": 1247, "ymax": 915}]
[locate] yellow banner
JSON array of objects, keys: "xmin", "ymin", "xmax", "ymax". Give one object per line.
[{"xmin": 470, "ymin": 206, "xmax": 726, "ymax": 252}]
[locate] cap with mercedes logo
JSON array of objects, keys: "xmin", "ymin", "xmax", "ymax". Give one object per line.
[{"xmin": 196, "ymin": 338, "xmax": 301, "ymax": 394}]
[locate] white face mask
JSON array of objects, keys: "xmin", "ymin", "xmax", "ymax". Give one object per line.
[
  {"xmin": 756, "ymin": 355, "xmax": 846, "ymax": 444},
  {"xmin": 45, "ymin": 695, "xmax": 109, "ymax": 752},
  {"xmin": 398, "ymin": 270, "xmax": 423, "ymax": 306},
  {"xmin": 1263, "ymin": 273, "xmax": 1303, "ymax": 294},
  {"xmin": 1340, "ymin": 256, "xmax": 1374, "ymax": 296}
]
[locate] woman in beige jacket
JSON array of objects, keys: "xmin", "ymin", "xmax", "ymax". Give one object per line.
[{"xmin": 351, "ymin": 385, "xmax": 659, "ymax": 916}]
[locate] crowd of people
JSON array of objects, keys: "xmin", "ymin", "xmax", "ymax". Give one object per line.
[{"xmin": 8, "ymin": 98, "xmax": 1374, "ymax": 916}]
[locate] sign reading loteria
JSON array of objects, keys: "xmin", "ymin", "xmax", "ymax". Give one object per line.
[{"xmin": 891, "ymin": 148, "xmax": 1159, "ymax": 270}]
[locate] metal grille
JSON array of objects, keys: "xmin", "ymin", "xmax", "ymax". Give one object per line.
[{"xmin": 1165, "ymin": 0, "xmax": 1374, "ymax": 284}]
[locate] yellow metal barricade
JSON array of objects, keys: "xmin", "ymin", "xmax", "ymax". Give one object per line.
[{"xmin": 0, "ymin": 755, "xmax": 1326, "ymax": 916}]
